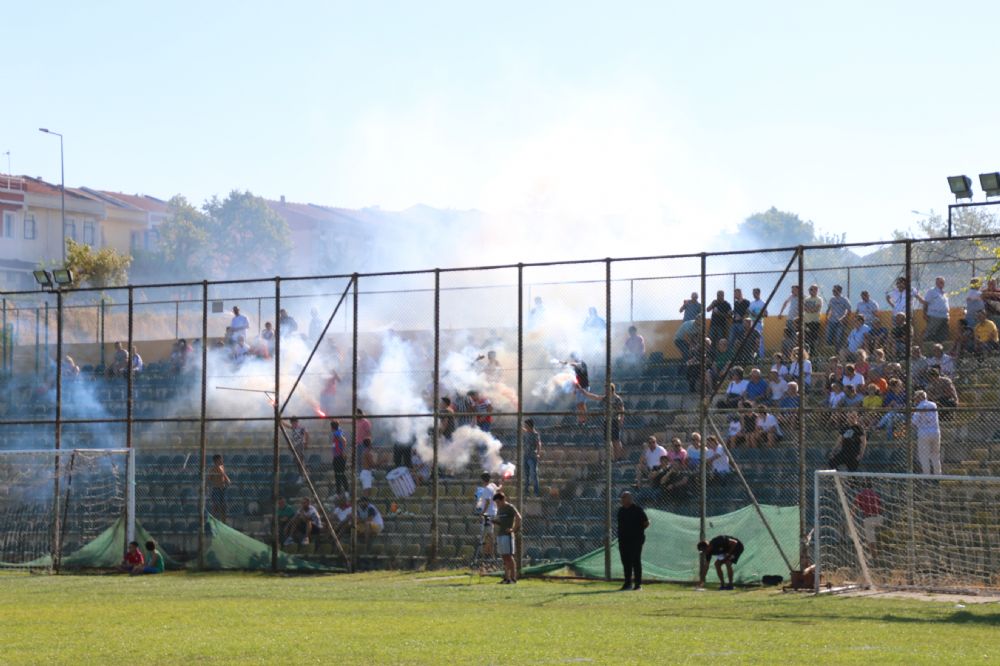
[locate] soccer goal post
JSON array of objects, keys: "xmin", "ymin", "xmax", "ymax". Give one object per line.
[
  {"xmin": 0, "ymin": 448, "xmax": 135, "ymax": 571},
  {"xmin": 814, "ymin": 470, "xmax": 1000, "ymax": 595}
]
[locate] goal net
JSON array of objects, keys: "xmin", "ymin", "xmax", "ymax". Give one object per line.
[
  {"xmin": 0, "ymin": 448, "xmax": 134, "ymax": 570},
  {"xmin": 814, "ymin": 470, "xmax": 1000, "ymax": 595}
]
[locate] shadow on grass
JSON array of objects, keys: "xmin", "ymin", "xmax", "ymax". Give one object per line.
[{"xmin": 882, "ymin": 611, "xmax": 1000, "ymax": 626}]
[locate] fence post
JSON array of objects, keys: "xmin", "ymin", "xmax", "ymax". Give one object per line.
[
  {"xmin": 797, "ymin": 248, "xmax": 806, "ymax": 568},
  {"xmin": 698, "ymin": 253, "xmax": 707, "ymax": 542},
  {"xmin": 271, "ymin": 277, "xmax": 281, "ymax": 573},
  {"xmin": 3, "ymin": 297, "xmax": 7, "ymax": 376},
  {"xmin": 350, "ymin": 275, "xmax": 359, "ymax": 571},
  {"xmin": 52, "ymin": 290, "xmax": 63, "ymax": 572},
  {"xmin": 100, "ymin": 298, "xmax": 106, "ymax": 367},
  {"xmin": 604, "ymin": 258, "xmax": 613, "ymax": 581},
  {"xmin": 198, "ymin": 281, "xmax": 208, "ymax": 569},
  {"xmin": 126, "ymin": 287, "xmax": 134, "ymax": 452},
  {"xmin": 430, "ymin": 270, "xmax": 441, "ymax": 568},
  {"xmin": 35, "ymin": 306, "xmax": 40, "ymax": 375},
  {"xmin": 903, "ymin": 241, "xmax": 915, "ymax": 586},
  {"xmin": 515, "ymin": 264, "xmax": 524, "ymax": 575}
]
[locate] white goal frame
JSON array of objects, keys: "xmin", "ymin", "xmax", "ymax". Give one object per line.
[
  {"xmin": 814, "ymin": 469, "xmax": 1000, "ymax": 595},
  {"xmin": 0, "ymin": 448, "xmax": 135, "ymax": 570}
]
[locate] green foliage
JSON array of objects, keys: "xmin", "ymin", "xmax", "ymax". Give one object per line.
[
  {"xmin": 2, "ymin": 571, "xmax": 999, "ymax": 664},
  {"xmin": 58, "ymin": 238, "xmax": 132, "ymax": 288},
  {"xmin": 735, "ymin": 207, "xmax": 844, "ymax": 249}
]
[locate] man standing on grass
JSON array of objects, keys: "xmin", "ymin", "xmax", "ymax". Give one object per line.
[
  {"xmin": 616, "ymin": 491, "xmax": 649, "ymax": 591},
  {"xmin": 493, "ymin": 492, "xmax": 521, "ymax": 584},
  {"xmin": 697, "ymin": 535, "xmax": 744, "ymax": 590}
]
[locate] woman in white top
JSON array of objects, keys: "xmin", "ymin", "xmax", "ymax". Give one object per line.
[
  {"xmin": 770, "ymin": 354, "xmax": 790, "ymax": 380},
  {"xmin": 828, "ymin": 381, "xmax": 846, "ymax": 409},
  {"xmin": 787, "ymin": 346, "xmax": 812, "ymax": 388}
]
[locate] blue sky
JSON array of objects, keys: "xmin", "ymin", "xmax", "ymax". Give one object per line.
[{"xmin": 4, "ymin": 1, "xmax": 999, "ymax": 256}]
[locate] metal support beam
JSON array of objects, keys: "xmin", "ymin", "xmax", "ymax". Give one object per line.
[
  {"xmin": 271, "ymin": 277, "xmax": 281, "ymax": 572},
  {"xmin": 197, "ymin": 281, "xmax": 209, "ymax": 569},
  {"xmin": 603, "ymin": 258, "xmax": 613, "ymax": 580}
]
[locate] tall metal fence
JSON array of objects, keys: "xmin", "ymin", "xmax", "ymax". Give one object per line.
[{"xmin": 2, "ymin": 234, "xmax": 999, "ymax": 575}]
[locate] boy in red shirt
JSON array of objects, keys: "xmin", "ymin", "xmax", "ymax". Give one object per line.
[{"xmin": 120, "ymin": 540, "xmax": 144, "ymax": 573}]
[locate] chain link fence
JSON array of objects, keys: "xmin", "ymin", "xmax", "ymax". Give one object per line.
[{"xmin": 2, "ymin": 235, "xmax": 999, "ymax": 575}]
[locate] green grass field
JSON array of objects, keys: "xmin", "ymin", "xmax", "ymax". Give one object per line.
[{"xmin": 3, "ymin": 570, "xmax": 999, "ymax": 664}]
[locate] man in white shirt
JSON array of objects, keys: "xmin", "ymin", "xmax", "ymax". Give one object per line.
[
  {"xmin": 636, "ymin": 436, "xmax": 669, "ymax": 486},
  {"xmin": 767, "ymin": 370, "xmax": 789, "ymax": 403},
  {"xmin": 916, "ymin": 277, "xmax": 950, "ymax": 344},
  {"xmin": 841, "ymin": 363, "xmax": 865, "ymax": 390},
  {"xmin": 356, "ymin": 497, "xmax": 384, "ymax": 547},
  {"xmin": 912, "ymin": 391, "xmax": 942, "ymax": 475},
  {"xmin": 474, "ymin": 472, "xmax": 500, "ymax": 558},
  {"xmin": 685, "ymin": 432, "xmax": 703, "ymax": 470},
  {"xmin": 230, "ymin": 306, "xmax": 249, "ymax": 343},
  {"xmin": 886, "ymin": 277, "xmax": 912, "ymax": 316},
  {"xmin": 705, "ymin": 435, "xmax": 731, "ymax": 476},
  {"xmin": 284, "ymin": 498, "xmax": 323, "ymax": 545}
]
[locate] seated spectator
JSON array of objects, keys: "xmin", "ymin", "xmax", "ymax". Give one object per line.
[
  {"xmin": 910, "ymin": 345, "xmax": 930, "ymax": 388},
  {"xmin": 842, "ymin": 363, "xmax": 865, "ymax": 390},
  {"xmin": 685, "ymin": 432, "xmax": 703, "ymax": 470},
  {"xmin": 260, "ymin": 321, "xmax": 275, "ymax": 354},
  {"xmin": 827, "ymin": 411, "xmax": 867, "ymax": 472},
  {"xmin": 284, "ymin": 498, "xmax": 323, "ymax": 546},
  {"xmin": 356, "ymin": 497, "xmax": 384, "ymax": 547},
  {"xmin": 231, "ymin": 335, "xmax": 250, "ymax": 364},
  {"xmin": 842, "ymin": 384, "xmax": 864, "ymax": 409},
  {"xmin": 828, "ymin": 382, "xmax": 846, "ymax": 409},
  {"xmin": 131, "ymin": 346, "xmax": 143, "ymax": 374},
  {"xmin": 767, "ymin": 369, "xmax": 789, "ymax": 404},
  {"xmin": 120, "ymin": 540, "xmax": 144, "ymax": 573},
  {"xmin": 925, "ymin": 367, "xmax": 958, "ymax": 421},
  {"xmin": 876, "ymin": 378, "xmax": 906, "ymax": 440},
  {"xmin": 744, "ymin": 368, "xmax": 769, "ymax": 403},
  {"xmin": 726, "ymin": 414, "xmax": 742, "ymax": 448},
  {"xmin": 777, "ymin": 381, "xmax": 800, "ymax": 432},
  {"xmin": 133, "ymin": 540, "xmax": 165, "ymax": 575},
  {"xmin": 966, "ymin": 278, "xmax": 986, "ymax": 326},
  {"xmin": 654, "ymin": 457, "xmax": 693, "ymax": 498},
  {"xmin": 705, "ymin": 435, "xmax": 731, "ymax": 478},
  {"xmin": 825, "ymin": 356, "xmax": 844, "ymax": 388},
  {"xmin": 866, "ymin": 366, "xmax": 888, "ymax": 395},
  {"xmin": 861, "ymin": 384, "xmax": 883, "ymax": 427},
  {"xmin": 869, "ymin": 347, "xmax": 887, "ymax": 378},
  {"xmin": 107, "ymin": 341, "xmax": 129, "ymax": 377},
  {"xmin": 667, "ymin": 437, "xmax": 688, "ymax": 467},
  {"xmin": 890, "ymin": 313, "xmax": 911, "ymax": 360},
  {"xmin": 787, "ymin": 347, "xmax": 812, "ymax": 388},
  {"xmin": 709, "ymin": 338, "xmax": 734, "ymax": 389},
  {"xmin": 169, "ymin": 339, "xmax": 192, "ymax": 373},
  {"xmin": 635, "ymin": 436, "xmax": 668, "ymax": 487},
  {"xmin": 753, "ymin": 405, "xmax": 783, "ymax": 447},
  {"xmin": 854, "ymin": 349, "xmax": 870, "ymax": 378},
  {"xmin": 974, "ymin": 309, "xmax": 999, "ymax": 354},
  {"xmin": 277, "ymin": 497, "xmax": 296, "ymax": 535},
  {"xmin": 735, "ymin": 401, "xmax": 759, "ymax": 447},
  {"xmin": 951, "ymin": 320, "xmax": 976, "ymax": 359},
  {"xmin": 61, "ymin": 354, "xmax": 80, "ymax": 378},
  {"xmin": 622, "ymin": 325, "xmax": 646, "ymax": 371},
  {"xmin": 719, "ymin": 368, "xmax": 748, "ymax": 408},
  {"xmin": 770, "ymin": 353, "xmax": 789, "ymax": 380},
  {"xmin": 926, "ymin": 344, "xmax": 955, "ymax": 377}
]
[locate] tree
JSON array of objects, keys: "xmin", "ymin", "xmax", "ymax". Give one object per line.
[
  {"xmin": 203, "ymin": 190, "xmax": 291, "ymax": 278},
  {"xmin": 134, "ymin": 195, "xmax": 212, "ymax": 280},
  {"xmin": 732, "ymin": 207, "xmax": 845, "ymax": 249},
  {"xmin": 59, "ymin": 238, "xmax": 132, "ymax": 288}
]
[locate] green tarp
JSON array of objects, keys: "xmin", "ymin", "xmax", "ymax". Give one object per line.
[
  {"xmin": 524, "ymin": 504, "xmax": 799, "ymax": 584},
  {"xmin": 1, "ymin": 517, "xmax": 181, "ymax": 570},
  {"xmin": 198, "ymin": 516, "xmax": 335, "ymax": 572}
]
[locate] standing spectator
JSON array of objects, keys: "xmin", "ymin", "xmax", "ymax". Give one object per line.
[
  {"xmin": 308, "ymin": 308, "xmax": 323, "ymax": 342},
  {"xmin": 278, "ymin": 308, "xmax": 298, "ymax": 335},
  {"xmin": 474, "ymin": 472, "xmax": 500, "ymax": 561},
  {"xmin": 470, "ymin": 390, "xmax": 494, "ymax": 433},
  {"xmin": 581, "ymin": 383, "xmax": 625, "ymax": 461},
  {"xmin": 286, "ymin": 417, "xmax": 309, "ymax": 458},
  {"xmin": 493, "ymin": 493, "xmax": 521, "ymax": 585},
  {"xmin": 803, "ymin": 284, "xmax": 824, "ymax": 353},
  {"xmin": 229, "ymin": 306, "xmax": 249, "ymax": 343},
  {"xmin": 522, "ymin": 418, "xmax": 542, "ymax": 497},
  {"xmin": 709, "ymin": 338, "xmax": 734, "ymax": 389},
  {"xmin": 707, "ymin": 290, "xmax": 732, "ymax": 345},
  {"xmin": 673, "ymin": 316, "xmax": 700, "ymax": 363},
  {"xmin": 925, "ymin": 367, "xmax": 958, "ymax": 420},
  {"xmin": 354, "ymin": 408, "xmax": 372, "ymax": 448},
  {"xmin": 622, "ymin": 326, "xmax": 646, "ymax": 372},
  {"xmin": 827, "ymin": 411, "xmax": 867, "ymax": 472},
  {"xmin": 679, "ymin": 292, "xmax": 703, "ymax": 321},
  {"xmin": 912, "ymin": 390, "xmax": 942, "ymax": 475},
  {"xmin": 778, "ymin": 285, "xmax": 801, "ymax": 342},
  {"xmin": 208, "ymin": 454, "xmax": 232, "ymax": 522},
  {"xmin": 635, "ymin": 436, "xmax": 668, "ymax": 486},
  {"xmin": 916, "ymin": 276, "xmax": 950, "ymax": 345},
  {"xmin": 616, "ymin": 491, "xmax": 650, "ymax": 591},
  {"xmin": 983, "ymin": 279, "xmax": 1000, "ymax": 327},
  {"xmin": 330, "ymin": 420, "xmax": 349, "ymax": 494},
  {"xmin": 966, "ymin": 278, "xmax": 985, "ymax": 327},
  {"xmin": 846, "ymin": 314, "xmax": 871, "ymax": 359},
  {"xmin": 729, "ymin": 289, "xmax": 750, "ymax": 346},
  {"xmin": 855, "ymin": 290, "xmax": 880, "ymax": 323},
  {"xmin": 825, "ymin": 284, "xmax": 852, "ymax": 352},
  {"xmin": 566, "ymin": 353, "xmax": 590, "ymax": 424},
  {"xmin": 583, "ymin": 306, "xmax": 606, "ymax": 332},
  {"xmin": 748, "ymin": 287, "xmax": 767, "ymax": 358},
  {"xmin": 528, "ymin": 296, "xmax": 546, "ymax": 329},
  {"xmin": 973, "ymin": 309, "xmax": 999, "ymax": 353},
  {"xmin": 886, "ymin": 277, "xmax": 913, "ymax": 316},
  {"xmin": 455, "ymin": 390, "xmax": 477, "ymax": 429},
  {"xmin": 890, "ymin": 313, "xmax": 912, "ymax": 360},
  {"xmin": 260, "ymin": 322, "xmax": 275, "ymax": 355},
  {"xmin": 439, "ymin": 398, "xmax": 456, "ymax": 439}
]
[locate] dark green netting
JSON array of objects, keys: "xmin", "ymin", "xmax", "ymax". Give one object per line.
[
  {"xmin": 197, "ymin": 516, "xmax": 337, "ymax": 572},
  {"xmin": 1, "ymin": 517, "xmax": 180, "ymax": 570},
  {"xmin": 523, "ymin": 504, "xmax": 799, "ymax": 584}
]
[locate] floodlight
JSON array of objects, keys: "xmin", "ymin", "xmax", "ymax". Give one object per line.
[
  {"xmin": 51, "ymin": 268, "xmax": 73, "ymax": 286},
  {"xmin": 33, "ymin": 270, "xmax": 53, "ymax": 288},
  {"xmin": 980, "ymin": 172, "xmax": 1000, "ymax": 198},
  {"xmin": 947, "ymin": 175, "xmax": 973, "ymax": 201}
]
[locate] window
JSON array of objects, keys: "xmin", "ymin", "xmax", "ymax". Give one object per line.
[
  {"xmin": 24, "ymin": 214, "xmax": 36, "ymax": 240},
  {"xmin": 2, "ymin": 212, "xmax": 13, "ymax": 238},
  {"xmin": 64, "ymin": 219, "xmax": 76, "ymax": 241},
  {"xmin": 83, "ymin": 221, "xmax": 95, "ymax": 246}
]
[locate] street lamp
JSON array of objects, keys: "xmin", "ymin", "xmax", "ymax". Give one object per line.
[{"xmin": 38, "ymin": 128, "xmax": 65, "ymax": 263}]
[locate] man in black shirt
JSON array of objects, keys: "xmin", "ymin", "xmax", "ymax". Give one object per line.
[
  {"xmin": 828, "ymin": 411, "xmax": 867, "ymax": 472},
  {"xmin": 616, "ymin": 491, "xmax": 650, "ymax": 591},
  {"xmin": 698, "ymin": 535, "xmax": 744, "ymax": 590},
  {"xmin": 706, "ymin": 290, "xmax": 732, "ymax": 346},
  {"xmin": 493, "ymin": 492, "xmax": 521, "ymax": 584}
]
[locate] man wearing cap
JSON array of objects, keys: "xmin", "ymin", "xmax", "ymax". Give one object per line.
[{"xmin": 616, "ymin": 491, "xmax": 650, "ymax": 591}]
